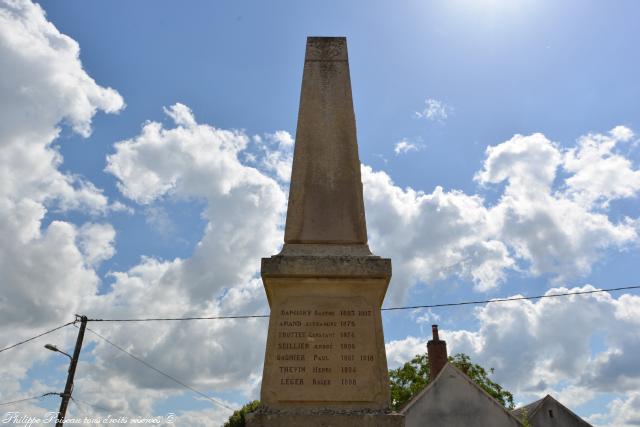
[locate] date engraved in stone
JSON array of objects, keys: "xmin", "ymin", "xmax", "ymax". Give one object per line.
[{"xmin": 269, "ymin": 296, "xmax": 378, "ymax": 402}]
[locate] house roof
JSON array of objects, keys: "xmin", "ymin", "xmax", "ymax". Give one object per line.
[
  {"xmin": 511, "ymin": 394, "xmax": 593, "ymax": 426},
  {"xmin": 400, "ymin": 362, "xmax": 523, "ymax": 425},
  {"xmin": 511, "ymin": 395, "xmax": 547, "ymax": 419}
]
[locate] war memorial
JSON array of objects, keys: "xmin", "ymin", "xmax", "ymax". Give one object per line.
[{"xmin": 247, "ymin": 37, "xmax": 404, "ymax": 426}]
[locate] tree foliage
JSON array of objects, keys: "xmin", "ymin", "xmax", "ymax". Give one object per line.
[
  {"xmin": 226, "ymin": 353, "xmax": 514, "ymax": 425},
  {"xmin": 223, "ymin": 400, "xmax": 260, "ymax": 427},
  {"xmin": 389, "ymin": 352, "xmax": 514, "ymax": 411}
]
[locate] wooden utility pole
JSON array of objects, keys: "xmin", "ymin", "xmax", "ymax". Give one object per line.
[{"xmin": 56, "ymin": 315, "xmax": 87, "ymax": 427}]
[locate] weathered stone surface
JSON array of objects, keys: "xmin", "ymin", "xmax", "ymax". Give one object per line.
[
  {"xmin": 284, "ymin": 36, "xmax": 368, "ymax": 246},
  {"xmin": 247, "ymin": 410, "xmax": 404, "ymax": 427},
  {"xmin": 251, "ymin": 36, "xmax": 402, "ymax": 426},
  {"xmin": 280, "ymin": 243, "xmax": 372, "ymax": 257},
  {"xmin": 259, "ymin": 278, "xmax": 390, "ymax": 410},
  {"xmin": 261, "ymin": 255, "xmax": 391, "ymax": 279}
]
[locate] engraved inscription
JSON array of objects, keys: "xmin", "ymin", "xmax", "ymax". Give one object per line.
[{"xmin": 268, "ymin": 296, "xmax": 378, "ymax": 402}]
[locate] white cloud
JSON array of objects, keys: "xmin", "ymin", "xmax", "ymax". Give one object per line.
[
  {"xmin": 77, "ymin": 223, "xmax": 116, "ymax": 267},
  {"xmin": 76, "ymin": 104, "xmax": 288, "ymax": 408},
  {"xmin": 563, "ymin": 126, "xmax": 640, "ymax": 208},
  {"xmin": 388, "ymin": 286, "xmax": 640, "ymax": 424},
  {"xmin": 2, "ymin": 4, "xmax": 639, "ymax": 423},
  {"xmin": 269, "ymin": 130, "xmax": 294, "ymax": 147},
  {"xmin": 413, "ymin": 308, "xmax": 440, "ymax": 327},
  {"xmin": 394, "ymin": 138, "xmax": 424, "ymax": 155},
  {"xmin": 0, "ymin": 0, "xmax": 123, "ymax": 332},
  {"xmin": 47, "ymin": 121, "xmax": 640, "ymax": 425},
  {"xmin": 0, "ymin": 0, "xmax": 124, "ymax": 415},
  {"xmin": 144, "ymin": 205, "xmax": 175, "ymax": 236},
  {"xmin": 414, "ymin": 98, "xmax": 451, "ymax": 122},
  {"xmin": 609, "ymin": 125, "xmax": 634, "ymax": 142},
  {"xmin": 163, "ymin": 102, "xmax": 197, "ymax": 128},
  {"xmin": 479, "ymin": 131, "xmax": 637, "ymax": 281},
  {"xmin": 366, "ymin": 129, "xmax": 639, "ymax": 300},
  {"xmin": 256, "ymin": 131, "xmax": 294, "ymax": 182},
  {"xmin": 363, "ymin": 165, "xmax": 515, "ymax": 296},
  {"xmin": 106, "ymin": 104, "xmax": 286, "ymax": 302},
  {"xmin": 475, "ymin": 133, "xmax": 561, "ymax": 194},
  {"xmin": 588, "ymin": 392, "xmax": 640, "ymax": 427},
  {"xmin": 385, "ymin": 336, "xmax": 426, "ymax": 368},
  {"xmin": 0, "ymin": 0, "xmax": 124, "ymax": 214}
]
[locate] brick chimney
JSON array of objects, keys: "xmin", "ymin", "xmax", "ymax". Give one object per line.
[{"xmin": 427, "ymin": 325, "xmax": 447, "ymax": 381}]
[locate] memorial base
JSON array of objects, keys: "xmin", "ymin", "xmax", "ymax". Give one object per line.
[{"xmin": 246, "ymin": 409, "xmax": 404, "ymax": 427}]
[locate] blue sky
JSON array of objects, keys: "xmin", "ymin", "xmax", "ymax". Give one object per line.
[{"xmin": 1, "ymin": 0, "xmax": 640, "ymax": 425}]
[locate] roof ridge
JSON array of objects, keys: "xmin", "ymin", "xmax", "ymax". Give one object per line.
[
  {"xmin": 398, "ymin": 359, "xmax": 449, "ymax": 413},
  {"xmin": 512, "ymin": 396, "xmax": 545, "ymax": 418},
  {"xmin": 401, "ymin": 362, "xmax": 522, "ymax": 425},
  {"xmin": 446, "ymin": 363, "xmax": 523, "ymax": 423}
]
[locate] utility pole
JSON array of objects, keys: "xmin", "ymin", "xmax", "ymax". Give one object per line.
[{"xmin": 56, "ymin": 315, "xmax": 87, "ymax": 427}]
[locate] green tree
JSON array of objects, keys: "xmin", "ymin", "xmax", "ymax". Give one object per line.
[
  {"xmin": 389, "ymin": 352, "xmax": 514, "ymax": 411},
  {"xmin": 223, "ymin": 400, "xmax": 260, "ymax": 427}
]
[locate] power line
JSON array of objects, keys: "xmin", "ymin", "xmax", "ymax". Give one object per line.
[
  {"xmin": 85, "ymin": 285, "xmax": 640, "ymax": 322},
  {"xmin": 84, "ymin": 326, "xmax": 235, "ymax": 412},
  {"xmin": 88, "ymin": 314, "xmax": 269, "ymax": 322},
  {"xmin": 73, "ymin": 396, "xmax": 113, "ymax": 414},
  {"xmin": 0, "ymin": 321, "xmax": 75, "ymax": 354},
  {"xmin": 2, "ymin": 285, "xmax": 637, "ymax": 413},
  {"xmin": 69, "ymin": 397, "xmax": 90, "ymax": 419},
  {"xmin": 0, "ymin": 392, "xmax": 59, "ymax": 407},
  {"xmin": 381, "ymin": 285, "xmax": 640, "ymax": 312}
]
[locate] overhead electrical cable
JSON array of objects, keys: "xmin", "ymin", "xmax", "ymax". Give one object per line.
[
  {"xmin": 0, "ymin": 321, "xmax": 75, "ymax": 354},
  {"xmin": 381, "ymin": 285, "xmax": 640, "ymax": 312},
  {"xmin": 0, "ymin": 392, "xmax": 59, "ymax": 407},
  {"xmin": 84, "ymin": 285, "xmax": 640, "ymax": 322},
  {"xmin": 84, "ymin": 326, "xmax": 235, "ymax": 412},
  {"xmin": 73, "ymin": 396, "xmax": 114, "ymax": 414}
]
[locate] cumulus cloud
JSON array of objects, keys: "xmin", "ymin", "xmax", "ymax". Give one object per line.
[
  {"xmin": 385, "ymin": 336, "xmax": 427, "ymax": 368},
  {"xmin": 564, "ymin": 126, "xmax": 640, "ymax": 208},
  {"xmin": 0, "ymin": 0, "xmax": 123, "ymax": 410},
  {"xmin": 477, "ymin": 131, "xmax": 637, "ymax": 281},
  {"xmin": 0, "ymin": 0, "xmax": 124, "ymax": 328},
  {"xmin": 414, "ymin": 98, "xmax": 451, "ymax": 122},
  {"xmin": 0, "ymin": 70, "xmax": 285, "ymax": 419},
  {"xmin": 39, "ymin": 120, "xmax": 639, "ymax": 424},
  {"xmin": 387, "ymin": 286, "xmax": 640, "ymax": 424},
  {"xmin": 255, "ymin": 130, "xmax": 294, "ymax": 182},
  {"xmin": 60, "ymin": 104, "xmax": 291, "ymax": 415},
  {"xmin": 394, "ymin": 138, "xmax": 424, "ymax": 155},
  {"xmin": 475, "ymin": 133, "xmax": 561, "ymax": 194},
  {"xmin": 364, "ymin": 166, "xmax": 514, "ymax": 295},
  {"xmin": 77, "ymin": 223, "xmax": 116, "ymax": 267},
  {"xmin": 2, "ymin": 4, "xmax": 640, "ymax": 424},
  {"xmin": 366, "ymin": 128, "xmax": 639, "ymax": 299},
  {"xmin": 0, "ymin": 0, "xmax": 124, "ymax": 213},
  {"xmin": 106, "ymin": 103, "xmax": 286, "ymax": 301},
  {"xmin": 588, "ymin": 392, "xmax": 640, "ymax": 427}
]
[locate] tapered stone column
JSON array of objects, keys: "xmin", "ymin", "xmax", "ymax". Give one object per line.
[{"xmin": 248, "ymin": 37, "xmax": 403, "ymax": 427}]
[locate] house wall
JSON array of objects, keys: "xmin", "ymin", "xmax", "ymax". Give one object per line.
[{"xmin": 402, "ymin": 365, "xmax": 521, "ymax": 427}]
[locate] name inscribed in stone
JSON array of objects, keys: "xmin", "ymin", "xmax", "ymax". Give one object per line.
[{"xmin": 267, "ymin": 296, "xmax": 378, "ymax": 402}]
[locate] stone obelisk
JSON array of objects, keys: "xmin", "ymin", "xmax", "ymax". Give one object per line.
[{"xmin": 249, "ymin": 37, "xmax": 403, "ymax": 427}]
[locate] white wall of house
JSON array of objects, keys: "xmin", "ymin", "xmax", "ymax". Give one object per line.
[{"xmin": 401, "ymin": 363, "xmax": 522, "ymax": 427}]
